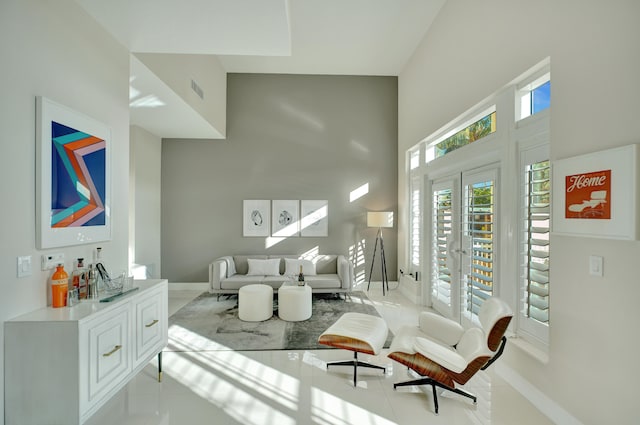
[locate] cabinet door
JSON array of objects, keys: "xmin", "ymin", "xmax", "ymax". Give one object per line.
[
  {"xmin": 134, "ymin": 287, "xmax": 165, "ymax": 368},
  {"xmin": 83, "ymin": 303, "xmax": 132, "ymax": 408}
]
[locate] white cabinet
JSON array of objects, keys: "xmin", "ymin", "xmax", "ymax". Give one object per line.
[{"xmin": 5, "ymin": 279, "xmax": 168, "ymax": 425}]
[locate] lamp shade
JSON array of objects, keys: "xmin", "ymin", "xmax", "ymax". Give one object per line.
[{"xmin": 367, "ymin": 211, "xmax": 393, "ymax": 228}]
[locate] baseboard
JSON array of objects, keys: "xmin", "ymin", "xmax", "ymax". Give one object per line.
[
  {"xmin": 495, "ymin": 363, "xmax": 584, "ymax": 425},
  {"xmin": 168, "ymin": 282, "xmax": 209, "ymax": 291}
]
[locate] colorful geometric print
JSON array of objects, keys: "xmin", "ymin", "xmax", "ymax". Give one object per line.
[{"xmin": 51, "ymin": 121, "xmax": 106, "ymax": 228}]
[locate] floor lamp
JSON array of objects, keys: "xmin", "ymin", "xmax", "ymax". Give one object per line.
[{"xmin": 367, "ymin": 211, "xmax": 393, "ymax": 296}]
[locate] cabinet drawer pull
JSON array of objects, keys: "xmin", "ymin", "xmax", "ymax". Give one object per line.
[
  {"xmin": 103, "ymin": 345, "xmax": 122, "ymax": 357},
  {"xmin": 145, "ymin": 319, "xmax": 159, "ymax": 328}
]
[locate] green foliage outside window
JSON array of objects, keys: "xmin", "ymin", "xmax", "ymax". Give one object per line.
[{"xmin": 435, "ymin": 112, "xmax": 496, "ymax": 158}]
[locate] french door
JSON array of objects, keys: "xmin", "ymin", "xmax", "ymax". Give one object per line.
[{"xmin": 430, "ymin": 167, "xmax": 498, "ymax": 323}]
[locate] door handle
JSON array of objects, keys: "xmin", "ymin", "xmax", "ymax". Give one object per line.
[{"xmin": 145, "ymin": 319, "xmax": 159, "ymax": 328}]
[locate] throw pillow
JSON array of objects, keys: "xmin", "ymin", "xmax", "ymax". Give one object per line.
[
  {"xmin": 247, "ymin": 258, "xmax": 281, "ymax": 276},
  {"xmin": 284, "ymin": 258, "xmax": 316, "ymax": 276}
]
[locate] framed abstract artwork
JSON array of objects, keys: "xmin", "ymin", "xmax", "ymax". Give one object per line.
[
  {"xmin": 243, "ymin": 200, "xmax": 270, "ymax": 237},
  {"xmin": 272, "ymin": 200, "xmax": 299, "ymax": 237},
  {"xmin": 301, "ymin": 200, "xmax": 328, "ymax": 237},
  {"xmin": 552, "ymin": 144, "xmax": 639, "ymax": 240},
  {"xmin": 36, "ymin": 97, "xmax": 111, "ymax": 248}
]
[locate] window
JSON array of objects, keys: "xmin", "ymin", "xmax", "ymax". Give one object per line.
[
  {"xmin": 431, "ymin": 186, "xmax": 453, "ymax": 307},
  {"xmin": 519, "ymin": 145, "xmax": 550, "ymax": 343},
  {"xmin": 434, "ymin": 111, "xmax": 496, "ymax": 159},
  {"xmin": 406, "ymin": 58, "xmax": 550, "ymax": 349},
  {"xmin": 409, "ymin": 149, "xmax": 420, "ymax": 170},
  {"xmin": 463, "ymin": 175, "xmax": 496, "ymax": 318},
  {"xmin": 518, "ymin": 73, "xmax": 550, "ymax": 120},
  {"xmin": 410, "ymin": 175, "xmax": 421, "ymax": 269},
  {"xmin": 523, "ymin": 160, "xmax": 550, "ymax": 323}
]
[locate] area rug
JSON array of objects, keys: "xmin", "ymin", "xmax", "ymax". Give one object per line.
[{"xmin": 167, "ymin": 291, "xmax": 394, "ymax": 352}]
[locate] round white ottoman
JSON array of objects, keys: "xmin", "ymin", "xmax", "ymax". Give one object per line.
[
  {"xmin": 278, "ymin": 284, "xmax": 312, "ymax": 321},
  {"xmin": 239, "ymin": 284, "xmax": 273, "ymax": 321}
]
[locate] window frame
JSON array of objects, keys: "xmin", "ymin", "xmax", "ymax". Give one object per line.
[
  {"xmin": 405, "ymin": 58, "xmax": 551, "ymax": 351},
  {"xmin": 517, "ymin": 141, "xmax": 550, "ymax": 346}
]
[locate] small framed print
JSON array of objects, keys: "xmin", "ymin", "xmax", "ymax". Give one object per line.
[
  {"xmin": 300, "ymin": 200, "xmax": 328, "ymax": 237},
  {"xmin": 243, "ymin": 200, "xmax": 270, "ymax": 237},
  {"xmin": 272, "ymin": 200, "xmax": 299, "ymax": 237}
]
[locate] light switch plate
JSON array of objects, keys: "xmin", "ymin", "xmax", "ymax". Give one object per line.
[
  {"xmin": 17, "ymin": 256, "xmax": 32, "ymax": 277},
  {"xmin": 589, "ymin": 255, "xmax": 603, "ymax": 277}
]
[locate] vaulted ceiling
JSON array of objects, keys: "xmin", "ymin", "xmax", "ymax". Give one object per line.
[{"xmin": 76, "ymin": 0, "xmax": 446, "ymax": 137}]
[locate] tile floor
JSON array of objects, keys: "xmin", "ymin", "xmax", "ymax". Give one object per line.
[{"xmin": 85, "ymin": 282, "xmax": 553, "ymax": 425}]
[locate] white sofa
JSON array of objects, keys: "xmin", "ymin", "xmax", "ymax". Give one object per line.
[{"xmin": 209, "ymin": 254, "xmax": 354, "ymax": 296}]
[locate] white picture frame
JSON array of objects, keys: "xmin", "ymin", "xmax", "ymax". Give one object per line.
[
  {"xmin": 36, "ymin": 96, "xmax": 111, "ymax": 249},
  {"xmin": 272, "ymin": 200, "xmax": 299, "ymax": 237},
  {"xmin": 301, "ymin": 200, "xmax": 328, "ymax": 237},
  {"xmin": 552, "ymin": 144, "xmax": 639, "ymax": 240},
  {"xmin": 243, "ymin": 200, "xmax": 270, "ymax": 237}
]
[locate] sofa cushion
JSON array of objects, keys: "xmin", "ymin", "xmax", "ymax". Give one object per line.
[
  {"xmin": 284, "ymin": 258, "xmax": 316, "ymax": 276},
  {"xmin": 221, "ymin": 275, "xmax": 265, "ymax": 290},
  {"xmin": 234, "ymin": 255, "xmax": 268, "ymax": 275},
  {"xmin": 247, "ymin": 258, "xmax": 280, "ymax": 276},
  {"xmin": 304, "ymin": 274, "xmax": 341, "ymax": 289},
  {"xmin": 315, "ymin": 255, "xmax": 338, "ymax": 274}
]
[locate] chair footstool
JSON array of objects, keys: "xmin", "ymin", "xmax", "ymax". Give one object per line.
[{"xmin": 318, "ymin": 312, "xmax": 389, "ymax": 386}]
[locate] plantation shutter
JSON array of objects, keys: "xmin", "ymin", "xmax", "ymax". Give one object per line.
[{"xmin": 522, "ymin": 159, "xmax": 550, "ymax": 324}]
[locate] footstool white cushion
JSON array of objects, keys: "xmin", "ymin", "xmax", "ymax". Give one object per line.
[
  {"xmin": 278, "ymin": 283, "xmax": 312, "ymax": 321},
  {"xmin": 239, "ymin": 284, "xmax": 273, "ymax": 321},
  {"xmin": 318, "ymin": 312, "xmax": 389, "ymax": 386}
]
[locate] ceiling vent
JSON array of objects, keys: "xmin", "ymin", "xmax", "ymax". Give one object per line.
[{"xmin": 190, "ymin": 79, "xmax": 204, "ymax": 100}]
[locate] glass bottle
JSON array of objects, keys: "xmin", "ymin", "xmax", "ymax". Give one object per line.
[
  {"xmin": 73, "ymin": 258, "xmax": 87, "ymax": 299},
  {"xmin": 51, "ymin": 264, "xmax": 69, "ymax": 308}
]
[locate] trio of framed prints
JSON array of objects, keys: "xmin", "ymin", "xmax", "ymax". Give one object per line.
[{"xmin": 243, "ymin": 200, "xmax": 328, "ymax": 237}]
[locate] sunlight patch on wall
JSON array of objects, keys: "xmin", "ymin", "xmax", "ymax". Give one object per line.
[
  {"xmin": 350, "ymin": 239, "xmax": 367, "ymax": 284},
  {"xmin": 300, "ymin": 246, "xmax": 320, "ymax": 260},
  {"xmin": 350, "ymin": 183, "xmax": 369, "ymax": 202}
]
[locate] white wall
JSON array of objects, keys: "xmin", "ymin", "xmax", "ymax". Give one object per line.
[
  {"xmin": 130, "ymin": 125, "xmax": 162, "ymax": 278},
  {"xmin": 398, "ymin": 1, "xmax": 640, "ymax": 424},
  {"xmin": 134, "ymin": 52, "xmax": 227, "ymax": 138},
  {"xmin": 0, "ymin": 1, "xmax": 130, "ymax": 422}
]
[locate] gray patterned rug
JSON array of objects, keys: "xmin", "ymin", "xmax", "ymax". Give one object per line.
[{"xmin": 167, "ymin": 291, "xmax": 393, "ymax": 351}]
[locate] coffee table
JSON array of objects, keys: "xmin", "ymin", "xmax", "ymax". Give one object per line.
[{"xmin": 278, "ymin": 280, "xmax": 312, "ymax": 321}]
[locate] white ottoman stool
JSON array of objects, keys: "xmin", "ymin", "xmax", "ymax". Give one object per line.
[
  {"xmin": 238, "ymin": 284, "xmax": 273, "ymax": 321},
  {"xmin": 278, "ymin": 282, "xmax": 312, "ymax": 321}
]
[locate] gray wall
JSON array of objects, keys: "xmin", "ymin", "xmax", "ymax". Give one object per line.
[{"xmin": 162, "ymin": 73, "xmax": 398, "ymax": 283}]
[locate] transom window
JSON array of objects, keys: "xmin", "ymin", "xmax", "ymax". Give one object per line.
[
  {"xmin": 433, "ymin": 111, "xmax": 496, "ymax": 159},
  {"xmin": 518, "ymin": 73, "xmax": 550, "ymax": 120}
]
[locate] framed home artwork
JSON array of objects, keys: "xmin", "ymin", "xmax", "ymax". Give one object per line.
[{"xmin": 552, "ymin": 144, "xmax": 638, "ymax": 240}]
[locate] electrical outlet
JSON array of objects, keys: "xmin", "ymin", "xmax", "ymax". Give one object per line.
[{"xmin": 41, "ymin": 253, "xmax": 65, "ymax": 270}]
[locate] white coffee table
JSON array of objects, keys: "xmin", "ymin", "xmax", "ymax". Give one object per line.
[{"xmin": 278, "ymin": 281, "xmax": 312, "ymax": 321}]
